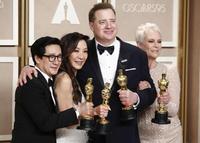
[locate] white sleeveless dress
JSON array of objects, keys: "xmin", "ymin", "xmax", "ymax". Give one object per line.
[
  {"xmin": 56, "ymin": 127, "xmax": 88, "ymax": 143},
  {"xmin": 56, "ymin": 95, "xmax": 88, "ymax": 143}
]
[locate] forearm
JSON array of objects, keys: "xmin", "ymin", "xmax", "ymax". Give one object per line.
[
  {"xmin": 56, "ymin": 96, "xmax": 74, "ymax": 112},
  {"xmin": 136, "ymin": 88, "xmax": 157, "ymax": 110}
]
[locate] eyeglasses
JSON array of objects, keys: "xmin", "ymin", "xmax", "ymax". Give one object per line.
[{"xmin": 43, "ymin": 54, "xmax": 62, "ymax": 62}]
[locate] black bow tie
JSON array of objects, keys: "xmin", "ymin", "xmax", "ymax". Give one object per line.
[
  {"xmin": 48, "ymin": 78, "xmax": 54, "ymax": 87},
  {"xmin": 97, "ymin": 44, "xmax": 114, "ymax": 55}
]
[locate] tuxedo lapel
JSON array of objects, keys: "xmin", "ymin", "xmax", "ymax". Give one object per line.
[
  {"xmin": 37, "ymin": 71, "xmax": 57, "ymax": 111},
  {"xmin": 37, "ymin": 71, "xmax": 49, "ymax": 89},
  {"xmin": 88, "ymin": 39, "xmax": 104, "ymax": 87},
  {"xmin": 111, "ymin": 38, "xmax": 129, "ymax": 92}
]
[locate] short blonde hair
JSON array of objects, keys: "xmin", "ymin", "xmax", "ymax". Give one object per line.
[{"xmin": 135, "ymin": 23, "xmax": 161, "ymax": 44}]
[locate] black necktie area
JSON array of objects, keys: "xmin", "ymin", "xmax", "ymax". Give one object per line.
[
  {"xmin": 97, "ymin": 44, "xmax": 114, "ymax": 55},
  {"xmin": 48, "ymin": 78, "xmax": 54, "ymax": 87}
]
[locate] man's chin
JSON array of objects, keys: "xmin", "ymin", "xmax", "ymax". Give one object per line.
[{"xmin": 51, "ymin": 70, "xmax": 59, "ymax": 75}]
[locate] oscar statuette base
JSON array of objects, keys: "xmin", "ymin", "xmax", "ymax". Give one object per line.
[
  {"xmin": 120, "ymin": 106, "xmax": 136, "ymax": 121},
  {"xmin": 77, "ymin": 118, "xmax": 94, "ymax": 131},
  {"xmin": 94, "ymin": 120, "xmax": 111, "ymax": 135},
  {"xmin": 151, "ymin": 110, "xmax": 170, "ymax": 124}
]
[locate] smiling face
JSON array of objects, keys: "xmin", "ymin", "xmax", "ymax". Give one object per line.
[
  {"xmin": 89, "ymin": 9, "xmax": 117, "ymax": 46},
  {"xmin": 36, "ymin": 44, "xmax": 62, "ymax": 77},
  {"xmin": 69, "ymin": 40, "xmax": 88, "ymax": 71},
  {"xmin": 138, "ymin": 30, "xmax": 162, "ymax": 60}
]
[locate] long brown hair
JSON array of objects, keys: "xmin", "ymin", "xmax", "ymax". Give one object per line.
[{"xmin": 59, "ymin": 32, "xmax": 89, "ymax": 104}]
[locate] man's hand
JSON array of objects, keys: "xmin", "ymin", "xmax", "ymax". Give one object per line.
[
  {"xmin": 18, "ymin": 66, "xmax": 38, "ymax": 86},
  {"xmin": 94, "ymin": 104, "xmax": 110, "ymax": 118},
  {"xmin": 118, "ymin": 89, "xmax": 138, "ymax": 107}
]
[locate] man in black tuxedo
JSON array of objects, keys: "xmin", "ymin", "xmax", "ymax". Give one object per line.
[
  {"xmin": 76, "ymin": 3, "xmax": 157, "ymax": 143},
  {"xmin": 11, "ymin": 36, "xmax": 78, "ymax": 143}
]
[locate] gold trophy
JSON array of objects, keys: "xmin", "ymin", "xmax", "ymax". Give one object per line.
[
  {"xmin": 152, "ymin": 73, "xmax": 170, "ymax": 124},
  {"xmin": 117, "ymin": 69, "xmax": 135, "ymax": 121},
  {"xmin": 78, "ymin": 78, "xmax": 95, "ymax": 131},
  {"xmin": 95, "ymin": 83, "xmax": 111, "ymax": 135}
]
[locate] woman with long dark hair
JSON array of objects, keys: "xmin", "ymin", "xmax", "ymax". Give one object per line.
[{"xmin": 55, "ymin": 32, "xmax": 93, "ymax": 143}]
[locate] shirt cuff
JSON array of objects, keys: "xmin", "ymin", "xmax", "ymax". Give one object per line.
[
  {"xmin": 133, "ymin": 93, "xmax": 140, "ymax": 110},
  {"xmin": 73, "ymin": 107, "xmax": 80, "ymax": 118}
]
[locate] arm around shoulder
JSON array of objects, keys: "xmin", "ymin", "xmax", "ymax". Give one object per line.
[{"xmin": 18, "ymin": 65, "xmax": 38, "ymax": 86}]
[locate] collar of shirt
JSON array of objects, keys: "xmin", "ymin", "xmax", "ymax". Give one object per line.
[
  {"xmin": 95, "ymin": 38, "xmax": 117, "ymax": 54},
  {"xmin": 35, "ymin": 66, "xmax": 52, "ymax": 83},
  {"xmin": 95, "ymin": 39, "xmax": 120, "ymax": 87},
  {"xmin": 95, "ymin": 38, "xmax": 120, "ymax": 57}
]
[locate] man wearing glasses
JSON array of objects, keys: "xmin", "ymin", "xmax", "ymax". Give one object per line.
[{"xmin": 11, "ymin": 36, "xmax": 79, "ymax": 143}]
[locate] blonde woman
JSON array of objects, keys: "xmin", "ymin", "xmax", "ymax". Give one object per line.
[{"xmin": 136, "ymin": 23, "xmax": 182, "ymax": 143}]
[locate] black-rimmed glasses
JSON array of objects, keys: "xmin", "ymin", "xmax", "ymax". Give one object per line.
[{"xmin": 43, "ymin": 54, "xmax": 62, "ymax": 62}]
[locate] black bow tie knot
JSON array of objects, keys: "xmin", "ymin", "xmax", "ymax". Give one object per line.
[
  {"xmin": 48, "ymin": 78, "xmax": 54, "ymax": 87},
  {"xmin": 97, "ymin": 44, "xmax": 114, "ymax": 55}
]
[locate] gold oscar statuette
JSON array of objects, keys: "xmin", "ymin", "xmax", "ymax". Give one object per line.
[
  {"xmin": 95, "ymin": 82, "xmax": 111, "ymax": 135},
  {"xmin": 78, "ymin": 78, "xmax": 95, "ymax": 131},
  {"xmin": 117, "ymin": 69, "xmax": 135, "ymax": 121},
  {"xmin": 152, "ymin": 73, "xmax": 170, "ymax": 124}
]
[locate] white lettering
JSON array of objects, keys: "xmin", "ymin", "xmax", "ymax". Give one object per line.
[{"xmin": 122, "ymin": 3, "xmax": 166, "ymax": 13}]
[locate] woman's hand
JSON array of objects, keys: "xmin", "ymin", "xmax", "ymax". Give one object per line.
[
  {"xmin": 157, "ymin": 91, "xmax": 171, "ymax": 105},
  {"xmin": 76, "ymin": 102, "xmax": 94, "ymax": 117},
  {"xmin": 18, "ymin": 66, "xmax": 38, "ymax": 86},
  {"xmin": 138, "ymin": 81, "xmax": 151, "ymax": 90}
]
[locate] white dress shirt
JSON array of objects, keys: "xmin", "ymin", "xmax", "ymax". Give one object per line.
[{"xmin": 96, "ymin": 39, "xmax": 120, "ymax": 88}]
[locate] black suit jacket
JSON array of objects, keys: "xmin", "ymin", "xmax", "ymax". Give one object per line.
[
  {"xmin": 77, "ymin": 38, "xmax": 157, "ymax": 143},
  {"xmin": 12, "ymin": 71, "xmax": 78, "ymax": 143}
]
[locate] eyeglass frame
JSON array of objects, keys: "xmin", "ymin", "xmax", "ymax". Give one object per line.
[{"xmin": 42, "ymin": 54, "xmax": 62, "ymax": 62}]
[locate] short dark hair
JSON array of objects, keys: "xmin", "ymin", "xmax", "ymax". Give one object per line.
[
  {"xmin": 31, "ymin": 36, "xmax": 61, "ymax": 65},
  {"xmin": 89, "ymin": 3, "xmax": 116, "ymax": 22}
]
